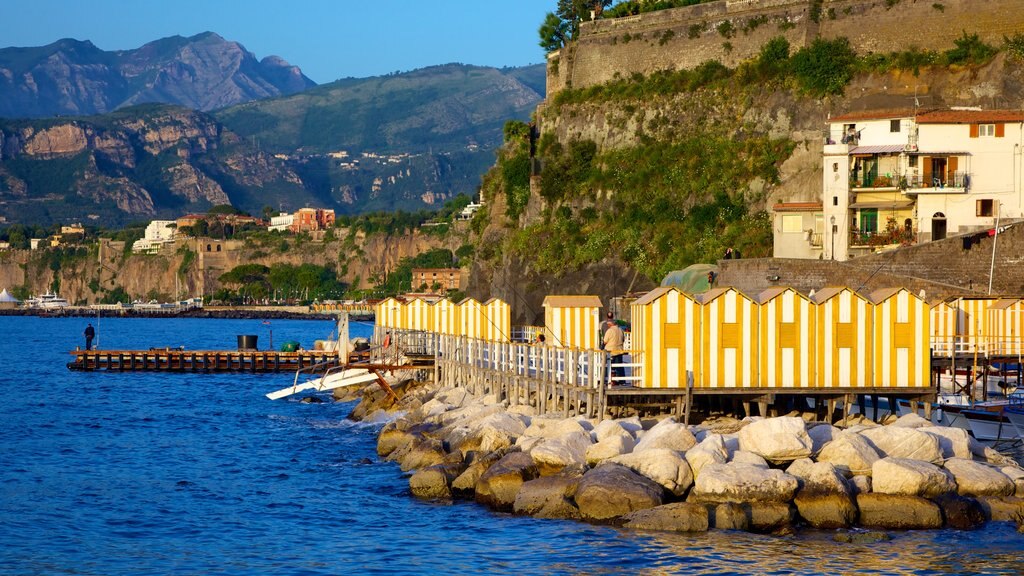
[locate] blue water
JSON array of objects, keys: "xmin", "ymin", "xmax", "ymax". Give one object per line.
[{"xmin": 0, "ymin": 316, "xmax": 1021, "ymax": 575}]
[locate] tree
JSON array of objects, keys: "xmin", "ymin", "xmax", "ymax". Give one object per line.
[
  {"xmin": 539, "ymin": 12, "xmax": 569, "ymax": 52},
  {"xmin": 539, "ymin": 1, "xmax": 611, "ymax": 52}
]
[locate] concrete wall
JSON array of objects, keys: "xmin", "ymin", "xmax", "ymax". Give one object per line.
[{"xmin": 549, "ymin": 0, "xmax": 1024, "ymax": 93}]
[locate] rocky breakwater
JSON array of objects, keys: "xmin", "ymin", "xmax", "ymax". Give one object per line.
[{"xmin": 352, "ymin": 383, "xmax": 1024, "ymax": 534}]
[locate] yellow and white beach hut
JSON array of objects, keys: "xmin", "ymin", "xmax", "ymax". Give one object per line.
[
  {"xmin": 987, "ymin": 298, "xmax": 1024, "ymax": 357},
  {"xmin": 812, "ymin": 287, "xmax": 873, "ymax": 388},
  {"xmin": 403, "ymin": 296, "xmax": 433, "ymax": 332},
  {"xmin": 375, "ymin": 297, "xmax": 403, "ymax": 330},
  {"xmin": 629, "ymin": 286, "xmax": 700, "ymax": 389},
  {"xmin": 869, "ymin": 287, "xmax": 930, "ymax": 388},
  {"xmin": 542, "ymin": 295, "xmax": 603, "ymax": 349},
  {"xmin": 482, "ymin": 298, "xmax": 511, "ymax": 343},
  {"xmin": 757, "ymin": 287, "xmax": 815, "ymax": 389},
  {"xmin": 929, "ymin": 298, "xmax": 961, "ymax": 358},
  {"xmin": 699, "ymin": 287, "xmax": 758, "ymax": 388},
  {"xmin": 432, "ymin": 298, "xmax": 460, "ymax": 336},
  {"xmin": 957, "ymin": 297, "xmax": 998, "ymax": 354},
  {"xmin": 458, "ymin": 297, "xmax": 485, "ymax": 340}
]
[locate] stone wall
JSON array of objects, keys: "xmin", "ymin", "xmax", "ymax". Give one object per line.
[
  {"xmin": 718, "ymin": 221, "xmax": 1024, "ymax": 297},
  {"xmin": 548, "ymin": 0, "xmax": 1024, "ymax": 94}
]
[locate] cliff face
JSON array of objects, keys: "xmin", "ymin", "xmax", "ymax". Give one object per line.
[{"xmin": 0, "ymin": 33, "xmax": 315, "ymax": 118}]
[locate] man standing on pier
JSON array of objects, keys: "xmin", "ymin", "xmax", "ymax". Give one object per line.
[
  {"xmin": 84, "ymin": 323, "xmax": 95, "ymax": 350},
  {"xmin": 603, "ymin": 319, "xmax": 625, "ymax": 384}
]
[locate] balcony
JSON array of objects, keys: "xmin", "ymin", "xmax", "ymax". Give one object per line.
[
  {"xmin": 850, "ymin": 220, "xmax": 918, "ymax": 248},
  {"xmin": 903, "ymin": 171, "xmax": 969, "ymax": 193}
]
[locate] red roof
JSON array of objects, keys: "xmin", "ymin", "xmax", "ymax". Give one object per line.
[
  {"xmin": 915, "ymin": 109, "xmax": 1024, "ymax": 124},
  {"xmin": 773, "ymin": 202, "xmax": 822, "ymax": 212}
]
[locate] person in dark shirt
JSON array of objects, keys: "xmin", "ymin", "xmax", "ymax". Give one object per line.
[{"xmin": 84, "ymin": 323, "xmax": 95, "ymax": 350}]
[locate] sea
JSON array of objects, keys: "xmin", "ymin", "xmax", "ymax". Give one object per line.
[{"xmin": 1, "ymin": 316, "xmax": 1021, "ymax": 575}]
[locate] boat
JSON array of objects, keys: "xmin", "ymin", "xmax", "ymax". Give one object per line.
[
  {"xmin": 24, "ymin": 293, "xmax": 69, "ymax": 309},
  {"xmin": 961, "ymin": 408, "xmax": 1019, "ymax": 442}
]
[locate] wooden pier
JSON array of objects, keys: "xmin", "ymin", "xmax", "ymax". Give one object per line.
[{"xmin": 68, "ymin": 348, "xmax": 347, "ymax": 373}]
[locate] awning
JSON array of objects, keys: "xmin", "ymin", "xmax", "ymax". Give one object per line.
[
  {"xmin": 849, "ymin": 200, "xmax": 914, "ymax": 210},
  {"xmin": 849, "ymin": 145, "xmax": 906, "ymax": 154},
  {"xmin": 908, "ymin": 150, "xmax": 972, "ymax": 156}
]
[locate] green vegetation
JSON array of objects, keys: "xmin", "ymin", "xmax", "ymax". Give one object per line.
[
  {"xmin": 604, "ymin": 0, "xmax": 715, "ymax": 19},
  {"xmin": 215, "ymin": 262, "xmax": 346, "ymax": 303},
  {"xmin": 857, "ymin": 32, "xmax": 997, "ymax": 74},
  {"xmin": 539, "ymin": 1, "xmax": 613, "ymax": 52},
  {"xmin": 373, "ymin": 248, "xmax": 457, "ymax": 296}
]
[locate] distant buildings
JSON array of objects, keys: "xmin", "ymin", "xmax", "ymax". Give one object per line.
[
  {"xmin": 411, "ymin": 268, "xmax": 463, "ymax": 292},
  {"xmin": 132, "ymin": 220, "xmax": 178, "ymax": 254},
  {"xmin": 291, "ymin": 208, "xmax": 335, "ymax": 233},
  {"xmin": 60, "ymin": 223, "xmax": 85, "ymax": 235},
  {"xmin": 268, "ymin": 213, "xmax": 294, "ymax": 232}
]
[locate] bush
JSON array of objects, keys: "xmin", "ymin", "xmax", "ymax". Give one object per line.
[
  {"xmin": 944, "ymin": 32, "xmax": 996, "ymax": 65},
  {"xmin": 791, "ymin": 37, "xmax": 857, "ymax": 96}
]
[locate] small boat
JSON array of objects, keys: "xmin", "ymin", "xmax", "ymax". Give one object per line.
[{"xmin": 961, "ymin": 408, "xmax": 1019, "ymax": 442}]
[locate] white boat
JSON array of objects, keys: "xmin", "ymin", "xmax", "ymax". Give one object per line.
[
  {"xmin": 24, "ymin": 293, "xmax": 69, "ymax": 309},
  {"xmin": 961, "ymin": 409, "xmax": 1019, "ymax": 442}
]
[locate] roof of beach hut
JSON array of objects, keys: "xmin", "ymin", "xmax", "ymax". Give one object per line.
[
  {"xmin": 989, "ymin": 297, "xmax": 1023, "ymax": 310},
  {"xmin": 868, "ymin": 287, "xmax": 911, "ymax": 304},
  {"xmin": 697, "ymin": 286, "xmax": 756, "ymax": 304},
  {"xmin": 756, "ymin": 286, "xmax": 810, "ymax": 304},
  {"xmin": 812, "ymin": 286, "xmax": 869, "ymax": 304},
  {"xmin": 542, "ymin": 295, "xmax": 602, "ymax": 308},
  {"xmin": 633, "ymin": 286, "xmax": 681, "ymax": 306},
  {"xmin": 0, "ymin": 288, "xmax": 19, "ymax": 303}
]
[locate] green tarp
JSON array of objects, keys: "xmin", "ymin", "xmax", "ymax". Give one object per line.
[{"xmin": 661, "ymin": 264, "xmax": 719, "ymax": 295}]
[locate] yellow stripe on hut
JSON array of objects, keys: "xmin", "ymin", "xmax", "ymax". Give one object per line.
[
  {"xmin": 699, "ymin": 287, "xmax": 758, "ymax": 389},
  {"xmin": 630, "ymin": 286, "xmax": 700, "ymax": 389},
  {"xmin": 757, "ymin": 287, "xmax": 815, "ymax": 388},
  {"xmin": 812, "ymin": 287, "xmax": 873, "ymax": 388}
]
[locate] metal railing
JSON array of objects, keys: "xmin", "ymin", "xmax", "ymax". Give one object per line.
[{"xmin": 905, "ymin": 171, "xmax": 969, "ymax": 190}]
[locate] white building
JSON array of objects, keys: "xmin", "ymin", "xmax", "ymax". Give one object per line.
[
  {"xmin": 268, "ymin": 212, "xmax": 294, "ymax": 232},
  {"xmin": 132, "ymin": 220, "xmax": 178, "ymax": 254},
  {"xmin": 775, "ymin": 108, "xmax": 1024, "ymax": 261}
]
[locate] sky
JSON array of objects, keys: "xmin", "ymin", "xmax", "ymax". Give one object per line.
[{"xmin": 0, "ymin": 0, "xmax": 557, "ymax": 83}]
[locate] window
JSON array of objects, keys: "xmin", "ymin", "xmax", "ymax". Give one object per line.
[
  {"xmin": 908, "ymin": 155, "xmax": 918, "ymax": 168},
  {"xmin": 979, "ymin": 124, "xmax": 995, "ymax": 137},
  {"xmin": 977, "ymin": 199, "xmax": 994, "ymax": 217},
  {"xmin": 861, "ymin": 209, "xmax": 878, "ymax": 233},
  {"xmin": 890, "ymin": 119, "xmax": 901, "ymax": 133},
  {"xmin": 782, "ymin": 214, "xmax": 803, "ymax": 233},
  {"xmin": 833, "ymin": 196, "xmax": 838, "ymax": 206}
]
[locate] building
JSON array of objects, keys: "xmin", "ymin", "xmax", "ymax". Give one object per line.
[
  {"xmin": 60, "ymin": 223, "xmax": 85, "ymax": 236},
  {"xmin": 411, "ymin": 268, "xmax": 462, "ymax": 292},
  {"xmin": 132, "ymin": 220, "xmax": 178, "ymax": 254},
  {"xmin": 777, "ymin": 108, "xmax": 1024, "ymax": 261},
  {"xmin": 269, "ymin": 213, "xmax": 294, "ymax": 232},
  {"xmin": 290, "ymin": 208, "xmax": 336, "ymax": 233}
]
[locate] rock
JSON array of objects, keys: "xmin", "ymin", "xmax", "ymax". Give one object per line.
[
  {"xmin": 437, "ymin": 404, "xmax": 504, "ymax": 428},
  {"xmin": 793, "ymin": 462, "xmax": 857, "ymax": 529},
  {"xmin": 816, "ymin": 432, "xmax": 881, "ymax": 476},
  {"xmin": 833, "ymin": 531, "xmax": 891, "ymax": 544},
  {"xmin": 530, "ymin": 430, "xmax": 592, "ymax": 475},
  {"xmin": 622, "ymin": 502, "xmax": 709, "ymax": 532},
  {"xmin": 633, "ymin": 418, "xmax": 697, "ymax": 453},
  {"xmin": 609, "ymin": 448, "xmax": 693, "ymax": 496},
  {"xmin": 785, "ymin": 458, "xmax": 816, "ymax": 480},
  {"xmin": 1001, "ymin": 466, "xmax": 1024, "ymax": 498},
  {"xmin": 415, "ymin": 398, "xmax": 450, "ymax": 420},
  {"xmin": 475, "ymin": 452, "xmax": 539, "ymax": 511},
  {"xmin": 434, "ymin": 387, "xmax": 471, "ymax": 408},
  {"xmin": 711, "ymin": 502, "xmax": 750, "ymax": 531},
  {"xmin": 474, "ymin": 413, "xmax": 528, "ymax": 453},
  {"xmin": 919, "ymin": 426, "xmax": 972, "ymax": 459},
  {"xmin": 890, "ymin": 413, "xmax": 933, "ymax": 428},
  {"xmin": 856, "ymin": 494, "xmax": 943, "ymax": 529},
  {"xmin": 451, "ymin": 450, "xmax": 504, "ymax": 494},
  {"xmin": 377, "ymin": 422, "xmax": 417, "ymax": 457},
  {"xmin": 972, "ymin": 444, "xmax": 1017, "ymax": 467},
  {"xmin": 807, "ymin": 424, "xmax": 839, "ymax": 454},
  {"xmin": 932, "ymin": 493, "xmax": 986, "ymax": 530},
  {"xmin": 512, "ymin": 472, "xmax": 583, "ymax": 519},
  {"xmin": 749, "ymin": 502, "xmax": 796, "ymax": 533},
  {"xmin": 685, "ymin": 434, "xmax": 728, "ymax": 479},
  {"xmin": 398, "ymin": 437, "xmax": 449, "ymax": 473},
  {"xmin": 738, "ymin": 417, "xmax": 813, "ymax": 463},
  {"xmin": 943, "ymin": 458, "xmax": 1015, "ymax": 497},
  {"xmin": 617, "ymin": 416, "xmax": 644, "ymax": 436},
  {"xmin": 586, "ymin": 433, "xmax": 636, "ymax": 466},
  {"xmin": 409, "ymin": 464, "xmax": 458, "ymax": 499},
  {"xmin": 522, "ymin": 417, "xmax": 588, "ymax": 439},
  {"xmin": 975, "ymin": 496, "xmax": 1024, "ymax": 522},
  {"xmin": 730, "ymin": 450, "xmax": 768, "ymax": 467},
  {"xmin": 575, "ymin": 463, "xmax": 665, "ymax": 521},
  {"xmin": 699, "ymin": 416, "xmax": 747, "ymax": 434},
  {"xmin": 514, "ymin": 435, "xmax": 545, "ymax": 453},
  {"xmin": 850, "ymin": 475, "xmax": 872, "ymax": 495},
  {"xmin": 507, "ymin": 404, "xmax": 537, "ymax": 418},
  {"xmin": 691, "ymin": 463, "xmax": 799, "ymax": 504},
  {"xmin": 592, "ymin": 419, "xmax": 634, "ymax": 442},
  {"xmin": 872, "ymin": 457, "xmax": 955, "ymax": 498},
  {"xmin": 858, "ymin": 426, "xmax": 943, "ymax": 464}
]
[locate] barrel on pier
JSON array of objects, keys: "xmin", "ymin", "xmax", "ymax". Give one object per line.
[
  {"xmin": 542, "ymin": 295, "xmax": 602, "ymax": 350},
  {"xmin": 869, "ymin": 287, "xmax": 930, "ymax": 388},
  {"xmin": 630, "ymin": 286, "xmax": 700, "ymax": 388},
  {"xmin": 813, "ymin": 287, "xmax": 873, "ymax": 388},
  {"xmin": 699, "ymin": 287, "xmax": 758, "ymax": 388},
  {"xmin": 757, "ymin": 287, "xmax": 815, "ymax": 389}
]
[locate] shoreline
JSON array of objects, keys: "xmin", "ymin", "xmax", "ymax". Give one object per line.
[
  {"xmin": 0, "ymin": 308, "xmax": 371, "ymax": 321},
  {"xmin": 346, "ymin": 378, "xmax": 1024, "ymax": 536}
]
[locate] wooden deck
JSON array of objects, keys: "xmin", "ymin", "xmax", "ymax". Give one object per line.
[{"xmin": 67, "ymin": 348, "xmax": 352, "ymax": 372}]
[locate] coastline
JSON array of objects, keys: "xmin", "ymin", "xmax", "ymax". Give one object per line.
[
  {"xmin": 0, "ymin": 307, "xmax": 370, "ymax": 321},
  {"xmin": 346, "ymin": 378, "xmax": 1024, "ymax": 535}
]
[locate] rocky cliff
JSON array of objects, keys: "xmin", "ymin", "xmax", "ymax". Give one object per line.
[{"xmin": 0, "ymin": 33, "xmax": 315, "ymax": 118}]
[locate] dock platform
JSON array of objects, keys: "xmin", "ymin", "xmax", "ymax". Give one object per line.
[{"xmin": 67, "ymin": 349, "xmax": 353, "ymax": 372}]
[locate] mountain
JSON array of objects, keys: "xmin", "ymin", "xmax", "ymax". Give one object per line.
[
  {"xmin": 0, "ymin": 33, "xmax": 315, "ymax": 118},
  {"xmin": 0, "ymin": 63, "xmax": 545, "ymax": 225}
]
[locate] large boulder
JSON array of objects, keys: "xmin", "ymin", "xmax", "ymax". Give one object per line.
[
  {"xmin": 730, "ymin": 450, "xmax": 769, "ymax": 467},
  {"xmin": 409, "ymin": 464, "xmax": 458, "ymax": 499},
  {"xmin": 919, "ymin": 426, "xmax": 972, "ymax": 459},
  {"xmin": 793, "ymin": 462, "xmax": 857, "ymax": 529},
  {"xmin": 975, "ymin": 496, "xmax": 1024, "ymax": 522},
  {"xmin": 451, "ymin": 450, "xmax": 504, "ymax": 494},
  {"xmin": 377, "ymin": 421, "xmax": 417, "ymax": 457},
  {"xmin": 522, "ymin": 417, "xmax": 589, "ymax": 440},
  {"xmin": 691, "ymin": 462, "xmax": 799, "ymax": 504},
  {"xmin": 711, "ymin": 502, "xmax": 750, "ymax": 531},
  {"xmin": 609, "ymin": 448, "xmax": 693, "ymax": 496},
  {"xmin": 785, "ymin": 458, "xmax": 816, "ymax": 481},
  {"xmin": 436, "ymin": 403, "xmax": 504, "ymax": 428},
  {"xmin": 475, "ymin": 451, "xmax": 539, "ymax": 511},
  {"xmin": 512, "ymin": 471, "xmax": 583, "ymax": 519},
  {"xmin": 850, "ymin": 475, "xmax": 872, "ymax": 495},
  {"xmin": 592, "ymin": 419, "xmax": 636, "ymax": 442},
  {"xmin": 807, "ymin": 424, "xmax": 840, "ymax": 454},
  {"xmin": 633, "ymin": 418, "xmax": 697, "ymax": 453},
  {"xmin": 434, "ymin": 386, "xmax": 471, "ymax": 408},
  {"xmin": 685, "ymin": 434, "xmax": 729, "ymax": 479},
  {"xmin": 737, "ymin": 417, "xmax": 813, "ymax": 464},
  {"xmin": 575, "ymin": 463, "xmax": 665, "ymax": 521},
  {"xmin": 749, "ymin": 502, "xmax": 796, "ymax": 533},
  {"xmin": 890, "ymin": 413, "xmax": 934, "ymax": 429},
  {"xmin": 530, "ymin": 430, "xmax": 592, "ymax": 475},
  {"xmin": 932, "ymin": 494, "xmax": 986, "ymax": 530},
  {"xmin": 858, "ymin": 426, "xmax": 943, "ymax": 464},
  {"xmin": 397, "ymin": 437, "xmax": 449, "ymax": 473},
  {"xmin": 816, "ymin": 432, "xmax": 881, "ymax": 476},
  {"xmin": 1002, "ymin": 466, "xmax": 1024, "ymax": 498},
  {"xmin": 622, "ymin": 502, "xmax": 709, "ymax": 532},
  {"xmin": 586, "ymin": 433, "xmax": 636, "ymax": 466},
  {"xmin": 856, "ymin": 494, "xmax": 943, "ymax": 529},
  {"xmin": 943, "ymin": 458, "xmax": 1015, "ymax": 497},
  {"xmin": 872, "ymin": 457, "xmax": 955, "ymax": 498}
]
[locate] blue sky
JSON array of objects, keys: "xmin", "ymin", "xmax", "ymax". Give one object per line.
[{"xmin": 0, "ymin": 0, "xmax": 556, "ymax": 83}]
